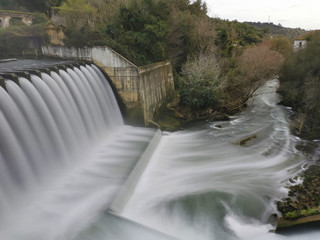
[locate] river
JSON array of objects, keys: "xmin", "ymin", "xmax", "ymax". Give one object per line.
[
  {"xmin": 77, "ymin": 79, "xmax": 320, "ymax": 240},
  {"xmin": 0, "ymin": 63, "xmax": 319, "ymax": 239}
]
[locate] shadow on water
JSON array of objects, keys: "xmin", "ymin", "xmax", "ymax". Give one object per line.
[
  {"xmin": 276, "ymin": 221, "xmax": 320, "ymax": 236},
  {"xmin": 0, "ymin": 58, "xmax": 77, "ymax": 73}
]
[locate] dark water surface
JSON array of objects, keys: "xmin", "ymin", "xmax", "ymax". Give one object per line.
[{"xmin": 0, "ymin": 58, "xmax": 76, "ymax": 73}]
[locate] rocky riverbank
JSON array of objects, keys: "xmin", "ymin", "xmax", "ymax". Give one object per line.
[
  {"xmin": 153, "ymin": 94, "xmax": 231, "ymax": 132},
  {"xmin": 276, "ymin": 157, "xmax": 320, "ymax": 230},
  {"xmin": 153, "ymin": 105, "xmax": 231, "ymax": 131}
]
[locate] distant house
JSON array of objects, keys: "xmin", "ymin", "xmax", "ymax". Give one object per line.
[{"xmin": 293, "ymin": 40, "xmax": 307, "ymax": 52}]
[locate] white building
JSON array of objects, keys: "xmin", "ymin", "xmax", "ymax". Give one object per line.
[{"xmin": 293, "ymin": 40, "xmax": 307, "ymax": 52}]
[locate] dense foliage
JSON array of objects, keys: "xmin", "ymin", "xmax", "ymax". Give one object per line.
[
  {"xmin": 0, "ymin": 0, "xmax": 65, "ymax": 13},
  {"xmin": 110, "ymin": 0, "xmax": 170, "ymax": 65},
  {"xmin": 56, "ymin": 0, "xmax": 211, "ymax": 67},
  {"xmin": 1, "ymin": 0, "xmax": 288, "ymax": 117},
  {"xmin": 180, "ymin": 53, "xmax": 223, "ymax": 109},
  {"xmin": 245, "ymin": 22, "xmax": 308, "ymax": 39},
  {"xmin": 279, "ymin": 31, "xmax": 320, "ymax": 139},
  {"xmin": 214, "ymin": 20, "xmax": 264, "ymax": 57}
]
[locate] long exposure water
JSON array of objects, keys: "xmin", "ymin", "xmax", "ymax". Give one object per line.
[
  {"xmin": 0, "ymin": 62, "xmax": 319, "ymax": 240},
  {"xmin": 105, "ymin": 79, "xmax": 320, "ymax": 240}
]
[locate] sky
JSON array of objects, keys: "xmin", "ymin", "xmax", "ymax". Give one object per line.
[{"xmin": 205, "ymin": 0, "xmax": 320, "ymax": 30}]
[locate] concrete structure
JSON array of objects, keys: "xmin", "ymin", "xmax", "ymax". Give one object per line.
[
  {"xmin": 42, "ymin": 46, "xmax": 175, "ymax": 126},
  {"xmin": 0, "ymin": 10, "xmax": 34, "ymax": 28},
  {"xmin": 293, "ymin": 40, "xmax": 307, "ymax": 52},
  {"xmin": 139, "ymin": 62, "xmax": 174, "ymax": 124},
  {"xmin": 46, "ymin": 24, "xmax": 66, "ymax": 46}
]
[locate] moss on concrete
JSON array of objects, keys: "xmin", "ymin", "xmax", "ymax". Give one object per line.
[
  {"xmin": 277, "ymin": 214, "xmax": 320, "ymax": 230},
  {"xmin": 276, "ymin": 165, "xmax": 320, "ymax": 229}
]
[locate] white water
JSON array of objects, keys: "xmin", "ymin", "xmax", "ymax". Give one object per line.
[
  {"xmin": 0, "ymin": 64, "xmax": 159, "ymax": 239},
  {"xmin": 106, "ymin": 79, "xmax": 320, "ymax": 240},
  {"xmin": 0, "ymin": 67, "xmax": 319, "ymax": 240}
]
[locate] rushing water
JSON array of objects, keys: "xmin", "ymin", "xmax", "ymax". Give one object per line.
[
  {"xmin": 0, "ymin": 63, "xmax": 319, "ymax": 240},
  {"xmin": 103, "ymin": 79, "xmax": 320, "ymax": 240},
  {"xmin": 0, "ymin": 64, "xmax": 158, "ymax": 239}
]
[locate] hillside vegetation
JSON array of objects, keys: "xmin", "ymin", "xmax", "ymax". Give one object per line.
[
  {"xmin": 0, "ymin": 12, "xmax": 48, "ymax": 58},
  {"xmin": 0, "ymin": 0, "xmax": 288, "ymax": 123},
  {"xmin": 245, "ymin": 22, "xmax": 308, "ymax": 39},
  {"xmin": 279, "ymin": 31, "xmax": 320, "ymax": 139}
]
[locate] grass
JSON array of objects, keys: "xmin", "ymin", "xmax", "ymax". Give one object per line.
[{"xmin": 285, "ymin": 206, "xmax": 320, "ymax": 220}]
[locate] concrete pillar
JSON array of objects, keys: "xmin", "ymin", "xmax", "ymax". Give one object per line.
[
  {"xmin": 1, "ymin": 16, "xmax": 11, "ymax": 28},
  {"xmin": 22, "ymin": 16, "xmax": 33, "ymax": 25},
  {"xmin": 28, "ymin": 70, "xmax": 41, "ymax": 78},
  {"xmin": 1, "ymin": 73, "xmax": 19, "ymax": 86},
  {"xmin": 16, "ymin": 71, "xmax": 31, "ymax": 81},
  {"xmin": 0, "ymin": 76, "xmax": 7, "ymax": 91}
]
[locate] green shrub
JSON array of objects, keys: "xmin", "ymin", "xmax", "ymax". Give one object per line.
[
  {"xmin": 33, "ymin": 13, "xmax": 49, "ymax": 24},
  {"xmin": 284, "ymin": 207, "xmax": 320, "ymax": 220},
  {"xmin": 0, "ymin": 24, "xmax": 47, "ymax": 58},
  {"xmin": 285, "ymin": 211, "xmax": 298, "ymax": 219},
  {"xmin": 180, "ymin": 52, "xmax": 223, "ymax": 109}
]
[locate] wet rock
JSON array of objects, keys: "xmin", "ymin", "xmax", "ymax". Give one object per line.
[
  {"xmin": 276, "ymin": 165, "xmax": 320, "ymax": 231},
  {"xmin": 289, "ymin": 178, "xmax": 295, "ymax": 183},
  {"xmin": 236, "ymin": 134, "xmax": 257, "ymax": 146}
]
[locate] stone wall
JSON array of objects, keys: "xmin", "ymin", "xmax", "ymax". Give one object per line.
[{"xmin": 42, "ymin": 46, "xmax": 175, "ymax": 126}]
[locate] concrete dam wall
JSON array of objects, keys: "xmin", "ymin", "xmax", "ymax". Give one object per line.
[{"xmin": 42, "ymin": 46, "xmax": 175, "ymax": 126}]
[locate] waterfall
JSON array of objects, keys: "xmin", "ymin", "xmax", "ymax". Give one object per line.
[{"xmin": 0, "ymin": 63, "xmax": 157, "ymax": 239}]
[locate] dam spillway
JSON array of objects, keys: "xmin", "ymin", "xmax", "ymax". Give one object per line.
[{"xmin": 0, "ymin": 60, "xmax": 166, "ymax": 239}]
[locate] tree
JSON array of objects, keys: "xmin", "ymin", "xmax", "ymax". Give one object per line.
[
  {"xmin": 237, "ymin": 44, "xmax": 284, "ymax": 103},
  {"xmin": 221, "ymin": 43, "xmax": 284, "ymax": 111},
  {"xmin": 113, "ymin": 0, "xmax": 170, "ymax": 65},
  {"xmin": 269, "ymin": 36, "xmax": 291, "ymax": 56},
  {"xmin": 58, "ymin": 0, "xmax": 95, "ymax": 28},
  {"xmin": 0, "ymin": 0, "xmax": 66, "ymax": 12},
  {"xmin": 280, "ymin": 31, "xmax": 320, "ymax": 138},
  {"xmin": 188, "ymin": 0, "xmax": 207, "ymax": 16},
  {"xmin": 180, "ymin": 52, "xmax": 224, "ymax": 109}
]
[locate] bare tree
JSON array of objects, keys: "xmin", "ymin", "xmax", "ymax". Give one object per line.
[{"xmin": 237, "ymin": 44, "xmax": 284, "ymax": 104}]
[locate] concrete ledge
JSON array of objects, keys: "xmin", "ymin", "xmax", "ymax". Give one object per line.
[
  {"xmin": 0, "ymin": 76, "xmax": 6, "ymax": 91},
  {"xmin": 0, "ymin": 73, "xmax": 19, "ymax": 86},
  {"xmin": 276, "ymin": 214, "xmax": 320, "ymax": 231},
  {"xmin": 110, "ymin": 130, "xmax": 162, "ymax": 214},
  {"xmin": 138, "ymin": 60, "xmax": 171, "ymax": 74}
]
